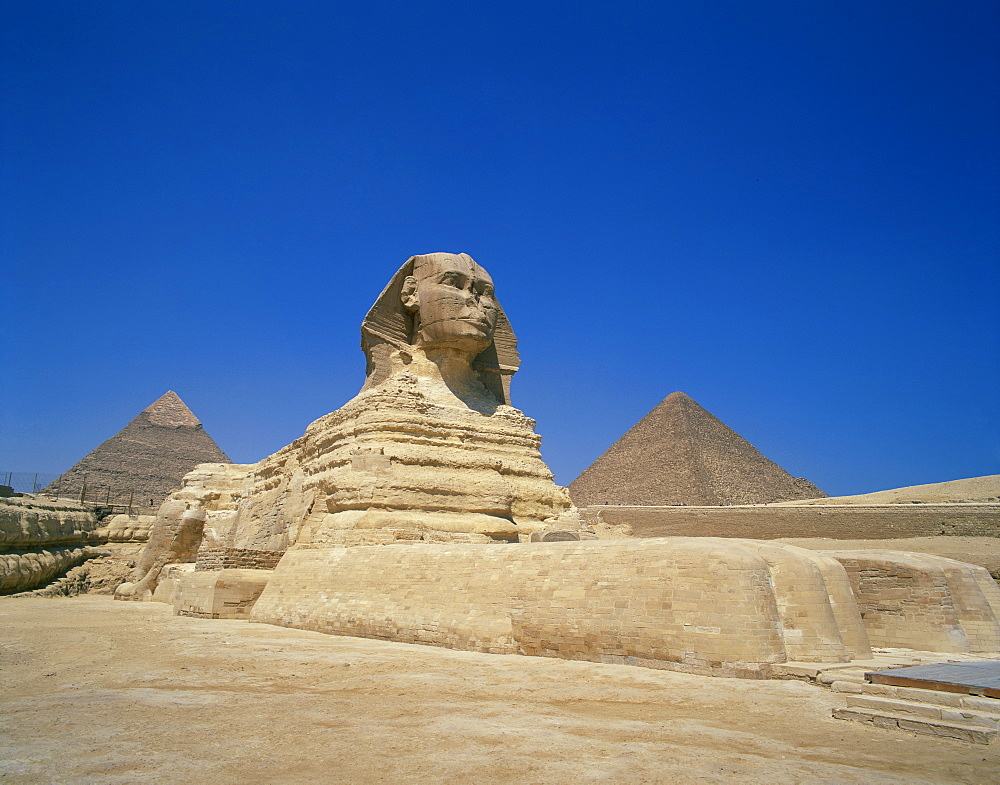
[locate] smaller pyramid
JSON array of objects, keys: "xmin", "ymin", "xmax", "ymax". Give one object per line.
[
  {"xmin": 568, "ymin": 392, "xmax": 825, "ymax": 506},
  {"xmin": 45, "ymin": 391, "xmax": 230, "ymax": 506}
]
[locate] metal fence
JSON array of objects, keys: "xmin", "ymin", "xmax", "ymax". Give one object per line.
[
  {"xmin": 0, "ymin": 471, "xmax": 158, "ymax": 515},
  {"xmin": 0, "ymin": 472, "xmax": 59, "ymax": 494}
]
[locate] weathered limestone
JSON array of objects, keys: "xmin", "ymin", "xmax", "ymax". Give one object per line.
[
  {"xmin": 827, "ymin": 551, "xmax": 1000, "ymax": 653},
  {"xmin": 0, "ymin": 497, "xmax": 101, "ymax": 549},
  {"xmin": 115, "ymin": 463, "xmax": 250, "ymax": 600},
  {"xmin": 736, "ymin": 542, "xmax": 871, "ymax": 661},
  {"xmin": 150, "ymin": 563, "xmax": 195, "ymax": 605},
  {"xmin": 0, "ymin": 497, "xmax": 105, "ymax": 594},
  {"xmin": 96, "ymin": 514, "xmax": 156, "ymax": 543},
  {"xmin": 251, "ymin": 538, "xmax": 870, "ymax": 676},
  {"xmin": 172, "ymin": 569, "xmax": 272, "ymax": 619},
  {"xmin": 286, "ymin": 252, "xmax": 577, "ymax": 545},
  {"xmin": 126, "ymin": 253, "xmax": 582, "ymax": 600},
  {"xmin": 0, "ymin": 546, "xmax": 108, "ymax": 594}
]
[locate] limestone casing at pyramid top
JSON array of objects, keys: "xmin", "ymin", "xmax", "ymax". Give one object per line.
[{"xmin": 142, "ymin": 390, "xmax": 202, "ymax": 428}]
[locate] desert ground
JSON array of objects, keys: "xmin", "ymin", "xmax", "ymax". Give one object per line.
[
  {"xmin": 1, "ymin": 597, "xmax": 996, "ymax": 784},
  {"xmin": 775, "ymin": 475, "xmax": 1000, "ymax": 505}
]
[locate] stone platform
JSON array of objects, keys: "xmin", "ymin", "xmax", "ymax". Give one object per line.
[{"xmin": 868, "ymin": 661, "xmax": 1000, "ymax": 699}]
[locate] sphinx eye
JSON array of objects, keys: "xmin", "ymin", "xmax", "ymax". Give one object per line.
[
  {"xmin": 481, "ymin": 284, "xmax": 494, "ymax": 298},
  {"xmin": 440, "ymin": 272, "xmax": 461, "ymax": 287}
]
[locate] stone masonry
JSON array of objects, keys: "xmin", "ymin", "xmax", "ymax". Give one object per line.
[
  {"xmin": 569, "ymin": 392, "xmax": 825, "ymax": 506},
  {"xmin": 582, "ymin": 504, "xmax": 1000, "ymax": 540},
  {"xmin": 45, "ymin": 391, "xmax": 230, "ymax": 507}
]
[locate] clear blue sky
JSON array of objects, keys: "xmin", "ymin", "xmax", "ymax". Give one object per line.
[{"xmin": 3, "ymin": 1, "xmax": 997, "ymax": 496}]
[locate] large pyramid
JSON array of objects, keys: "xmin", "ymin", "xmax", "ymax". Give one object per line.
[
  {"xmin": 568, "ymin": 391, "xmax": 825, "ymax": 506},
  {"xmin": 45, "ymin": 391, "xmax": 230, "ymax": 506}
]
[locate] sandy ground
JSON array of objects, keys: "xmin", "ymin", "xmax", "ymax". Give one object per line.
[
  {"xmin": 775, "ymin": 475, "xmax": 1000, "ymax": 505},
  {"xmin": 1, "ymin": 597, "xmax": 997, "ymax": 784}
]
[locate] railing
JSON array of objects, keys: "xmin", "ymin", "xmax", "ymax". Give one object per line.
[
  {"xmin": 0, "ymin": 471, "xmax": 158, "ymax": 515},
  {"xmin": 0, "ymin": 472, "xmax": 58, "ymax": 494}
]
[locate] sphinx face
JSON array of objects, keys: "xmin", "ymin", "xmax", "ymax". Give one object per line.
[{"xmin": 404, "ymin": 254, "xmax": 500, "ymax": 354}]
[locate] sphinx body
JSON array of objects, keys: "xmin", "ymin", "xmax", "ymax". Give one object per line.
[
  {"xmin": 118, "ymin": 253, "xmax": 580, "ymax": 599},
  {"xmin": 115, "ymin": 253, "xmax": 1000, "ymax": 678}
]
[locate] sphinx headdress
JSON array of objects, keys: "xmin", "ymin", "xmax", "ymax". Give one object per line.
[{"xmin": 360, "ymin": 253, "xmax": 520, "ymax": 405}]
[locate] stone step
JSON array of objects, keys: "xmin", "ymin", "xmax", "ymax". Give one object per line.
[
  {"xmin": 845, "ymin": 695, "xmax": 1000, "ymax": 729},
  {"xmin": 815, "ymin": 667, "xmax": 875, "ymax": 685},
  {"xmin": 833, "ymin": 707, "xmax": 998, "ymax": 745},
  {"xmin": 830, "ymin": 679, "xmax": 1000, "ymax": 713}
]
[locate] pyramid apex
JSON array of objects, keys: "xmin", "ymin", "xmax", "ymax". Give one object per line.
[
  {"xmin": 660, "ymin": 391, "xmax": 700, "ymax": 409},
  {"xmin": 143, "ymin": 390, "xmax": 201, "ymax": 427},
  {"xmin": 569, "ymin": 390, "xmax": 825, "ymax": 506}
]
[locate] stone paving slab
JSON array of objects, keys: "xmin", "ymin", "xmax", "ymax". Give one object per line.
[{"xmin": 868, "ymin": 661, "xmax": 1000, "ymax": 698}]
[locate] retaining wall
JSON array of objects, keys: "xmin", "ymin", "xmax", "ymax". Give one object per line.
[
  {"xmin": 583, "ymin": 504, "xmax": 1000, "ymax": 540},
  {"xmin": 827, "ymin": 551, "xmax": 1000, "ymax": 653},
  {"xmin": 173, "ymin": 569, "xmax": 272, "ymax": 619},
  {"xmin": 195, "ymin": 547, "xmax": 283, "ymax": 571}
]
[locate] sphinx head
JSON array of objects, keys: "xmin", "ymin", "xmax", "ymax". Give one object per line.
[
  {"xmin": 400, "ymin": 253, "xmax": 499, "ymax": 355},
  {"xmin": 361, "ymin": 253, "xmax": 519, "ymax": 404}
]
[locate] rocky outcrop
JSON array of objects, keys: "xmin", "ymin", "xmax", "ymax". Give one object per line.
[
  {"xmin": 0, "ymin": 497, "xmax": 101, "ymax": 548},
  {"xmin": 1, "ymin": 546, "xmax": 109, "ymax": 594},
  {"xmin": 0, "ymin": 497, "xmax": 108, "ymax": 594}
]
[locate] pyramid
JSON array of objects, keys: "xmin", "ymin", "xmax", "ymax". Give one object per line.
[
  {"xmin": 45, "ymin": 391, "xmax": 230, "ymax": 506},
  {"xmin": 568, "ymin": 392, "xmax": 825, "ymax": 507}
]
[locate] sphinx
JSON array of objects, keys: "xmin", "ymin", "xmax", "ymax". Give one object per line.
[
  {"xmin": 116, "ymin": 254, "xmax": 1000, "ymax": 679},
  {"xmin": 117, "ymin": 253, "xmax": 584, "ymax": 600}
]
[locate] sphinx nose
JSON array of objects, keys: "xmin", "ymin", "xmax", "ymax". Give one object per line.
[{"xmin": 461, "ymin": 284, "xmax": 480, "ymax": 302}]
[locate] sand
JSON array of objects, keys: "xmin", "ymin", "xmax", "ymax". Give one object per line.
[
  {"xmin": 1, "ymin": 597, "xmax": 996, "ymax": 784},
  {"xmin": 774, "ymin": 475, "xmax": 1000, "ymax": 506}
]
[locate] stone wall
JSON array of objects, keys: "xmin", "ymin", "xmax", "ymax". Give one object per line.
[
  {"xmin": 827, "ymin": 551, "xmax": 1000, "ymax": 653},
  {"xmin": 195, "ymin": 547, "xmax": 283, "ymax": 571},
  {"xmin": 583, "ymin": 504, "xmax": 1000, "ymax": 540},
  {"xmin": 173, "ymin": 569, "xmax": 272, "ymax": 619},
  {"xmin": 250, "ymin": 537, "xmax": 870, "ymax": 678}
]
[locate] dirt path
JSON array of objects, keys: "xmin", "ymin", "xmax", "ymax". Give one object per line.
[{"xmin": 1, "ymin": 597, "xmax": 995, "ymax": 784}]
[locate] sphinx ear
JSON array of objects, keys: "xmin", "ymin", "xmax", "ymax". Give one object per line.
[{"xmin": 400, "ymin": 276, "xmax": 419, "ymax": 312}]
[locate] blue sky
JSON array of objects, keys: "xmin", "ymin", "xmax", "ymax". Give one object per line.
[{"xmin": 3, "ymin": 1, "xmax": 997, "ymax": 496}]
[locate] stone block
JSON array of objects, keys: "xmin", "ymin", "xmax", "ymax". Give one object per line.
[
  {"xmin": 251, "ymin": 537, "xmax": 870, "ymax": 676},
  {"xmin": 172, "ymin": 569, "xmax": 273, "ymax": 619}
]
